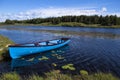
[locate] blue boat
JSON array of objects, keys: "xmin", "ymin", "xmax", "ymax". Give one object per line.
[{"xmin": 9, "ymin": 38, "xmax": 70, "ymax": 59}]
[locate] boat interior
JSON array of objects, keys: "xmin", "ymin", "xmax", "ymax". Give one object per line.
[
  {"xmin": 9, "ymin": 38, "xmax": 69, "ymax": 47},
  {"xmin": 21, "ymin": 38, "xmax": 66, "ymax": 47}
]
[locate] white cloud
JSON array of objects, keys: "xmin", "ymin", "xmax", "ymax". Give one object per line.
[
  {"xmin": 0, "ymin": 7, "xmax": 119, "ymax": 22},
  {"xmin": 27, "ymin": 8, "xmax": 99, "ymax": 17},
  {"xmin": 101, "ymin": 7, "xmax": 107, "ymax": 12},
  {"xmin": 110, "ymin": 12, "xmax": 120, "ymax": 16}
]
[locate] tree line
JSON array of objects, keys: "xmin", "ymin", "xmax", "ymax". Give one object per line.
[{"xmin": 4, "ymin": 15, "xmax": 120, "ymax": 26}]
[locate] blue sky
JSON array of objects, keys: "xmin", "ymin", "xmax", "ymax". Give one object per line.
[{"xmin": 0, "ymin": 0, "xmax": 120, "ymax": 22}]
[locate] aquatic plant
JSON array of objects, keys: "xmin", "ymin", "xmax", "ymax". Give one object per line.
[
  {"xmin": 52, "ymin": 53, "xmax": 64, "ymax": 60},
  {"xmin": 38, "ymin": 56, "xmax": 49, "ymax": 61},
  {"xmin": 21, "ymin": 58, "xmax": 25, "ymax": 60},
  {"xmin": 57, "ymin": 50, "xmax": 62, "ymax": 52},
  {"xmin": 26, "ymin": 57, "xmax": 35, "ymax": 61},
  {"xmin": 62, "ymin": 64, "xmax": 76, "ymax": 71},
  {"xmin": 51, "ymin": 50, "xmax": 55, "ymax": 53},
  {"xmin": 51, "ymin": 53, "xmax": 58, "ymax": 56},
  {"xmin": 80, "ymin": 70, "xmax": 88, "ymax": 75},
  {"xmin": 52, "ymin": 63, "xmax": 57, "ymax": 67},
  {"xmin": 56, "ymin": 55, "xmax": 64, "ymax": 60}
]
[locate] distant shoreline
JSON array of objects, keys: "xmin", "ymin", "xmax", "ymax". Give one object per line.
[
  {"xmin": 0, "ymin": 22, "xmax": 120, "ymax": 28},
  {"xmin": 1, "ymin": 15, "xmax": 120, "ymax": 28}
]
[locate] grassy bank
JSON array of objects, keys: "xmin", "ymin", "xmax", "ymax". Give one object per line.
[
  {"xmin": 0, "ymin": 35, "xmax": 14, "ymax": 61},
  {"xmin": 0, "ymin": 22, "xmax": 120, "ymax": 28},
  {"xmin": 0, "ymin": 70, "xmax": 119, "ymax": 80},
  {"xmin": 38, "ymin": 22, "xmax": 120, "ymax": 28}
]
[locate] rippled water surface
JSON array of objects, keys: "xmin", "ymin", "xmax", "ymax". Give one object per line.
[{"xmin": 0, "ymin": 26, "xmax": 120, "ymax": 76}]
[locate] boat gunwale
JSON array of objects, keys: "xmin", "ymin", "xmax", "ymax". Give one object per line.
[{"xmin": 9, "ymin": 38, "xmax": 70, "ymax": 47}]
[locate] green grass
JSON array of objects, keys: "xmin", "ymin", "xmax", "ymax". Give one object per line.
[
  {"xmin": 57, "ymin": 22, "xmax": 120, "ymax": 28},
  {"xmin": 0, "ymin": 35, "xmax": 14, "ymax": 61},
  {"xmin": 57, "ymin": 22, "xmax": 86, "ymax": 27},
  {"xmin": 0, "ymin": 72, "xmax": 21, "ymax": 80},
  {"xmin": 27, "ymin": 74, "xmax": 44, "ymax": 80},
  {"xmin": 0, "ymin": 70, "xmax": 119, "ymax": 80}
]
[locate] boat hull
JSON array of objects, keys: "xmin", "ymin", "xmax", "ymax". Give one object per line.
[{"xmin": 9, "ymin": 39, "xmax": 70, "ymax": 59}]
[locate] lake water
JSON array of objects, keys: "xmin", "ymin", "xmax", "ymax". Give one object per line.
[{"xmin": 0, "ymin": 26, "xmax": 120, "ymax": 76}]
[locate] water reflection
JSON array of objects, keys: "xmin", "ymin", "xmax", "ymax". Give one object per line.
[
  {"xmin": 1, "ymin": 26, "xmax": 120, "ymax": 40},
  {"xmin": 11, "ymin": 45, "xmax": 69, "ymax": 74}
]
